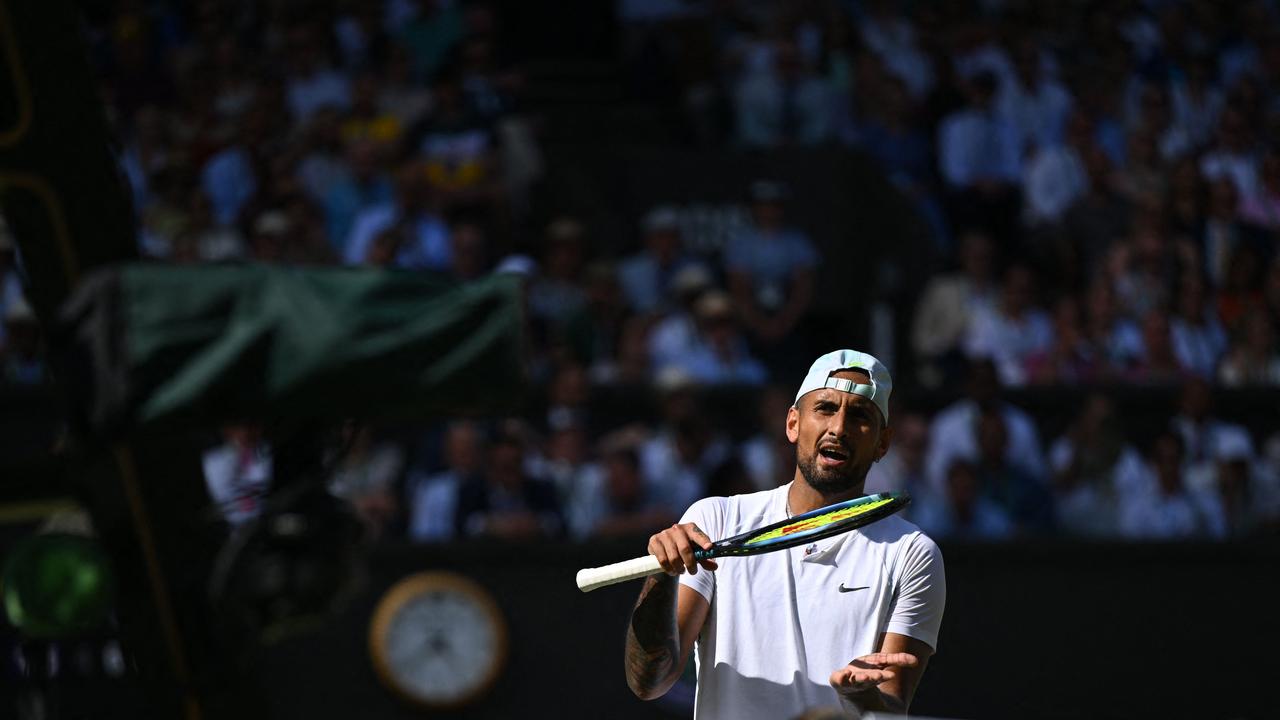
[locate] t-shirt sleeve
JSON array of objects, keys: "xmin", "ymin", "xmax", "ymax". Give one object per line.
[
  {"xmin": 676, "ymin": 497, "xmax": 724, "ymax": 604},
  {"xmin": 886, "ymin": 532, "xmax": 946, "ymax": 651}
]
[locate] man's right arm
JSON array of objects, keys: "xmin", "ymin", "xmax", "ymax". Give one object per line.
[{"xmin": 624, "ymin": 523, "xmax": 715, "ymax": 700}]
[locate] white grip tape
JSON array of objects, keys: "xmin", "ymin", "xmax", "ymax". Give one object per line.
[{"xmin": 576, "ymin": 555, "xmax": 665, "ymax": 593}]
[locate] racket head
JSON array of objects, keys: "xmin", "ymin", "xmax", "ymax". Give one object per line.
[{"xmin": 703, "ymin": 491, "xmax": 910, "ymax": 558}]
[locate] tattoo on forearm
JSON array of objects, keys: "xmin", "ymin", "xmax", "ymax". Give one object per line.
[{"xmin": 624, "ymin": 574, "xmax": 679, "ymax": 697}]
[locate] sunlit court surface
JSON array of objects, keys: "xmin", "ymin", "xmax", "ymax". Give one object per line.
[{"xmin": 1, "ymin": 0, "xmax": 1278, "ymax": 719}]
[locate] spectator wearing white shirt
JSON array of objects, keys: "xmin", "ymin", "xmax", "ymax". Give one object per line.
[
  {"xmin": 1049, "ymin": 394, "xmax": 1148, "ymax": 538},
  {"xmin": 912, "ymin": 459, "xmax": 1014, "ymax": 541},
  {"xmin": 283, "ymin": 25, "xmax": 352, "ymax": 123},
  {"xmin": 963, "ymin": 265, "xmax": 1054, "ymax": 387},
  {"xmin": 1170, "ymin": 273, "xmax": 1228, "ymax": 379},
  {"xmin": 924, "ymin": 358, "xmax": 1046, "ymax": 498},
  {"xmin": 1082, "ymin": 279, "xmax": 1145, "ymax": 379},
  {"xmin": 858, "ymin": 0, "xmax": 934, "ymax": 100},
  {"xmin": 1185, "ymin": 428, "xmax": 1280, "ymax": 537},
  {"xmin": 1120, "ymin": 431, "xmax": 1226, "ymax": 540},
  {"xmin": 1199, "ymin": 107, "xmax": 1260, "ymax": 201},
  {"xmin": 937, "ymin": 71, "xmax": 1023, "ymax": 249},
  {"xmin": 673, "ymin": 291, "xmax": 768, "ymax": 387},
  {"xmin": 343, "ymin": 161, "xmax": 451, "ymax": 269},
  {"xmin": 1170, "ymin": 56, "xmax": 1225, "ymax": 148},
  {"xmin": 1022, "ymin": 112, "xmax": 1090, "ymax": 226},
  {"xmin": 734, "ymin": 39, "xmax": 832, "ymax": 148},
  {"xmin": 998, "ymin": 40, "xmax": 1073, "ymax": 153},
  {"xmin": 911, "ymin": 231, "xmax": 999, "ymax": 388},
  {"xmin": 617, "ymin": 206, "xmax": 707, "ymax": 316},
  {"xmin": 407, "ymin": 421, "xmax": 483, "ymax": 542},
  {"xmin": 1170, "ymin": 378, "xmax": 1251, "ymax": 466}
]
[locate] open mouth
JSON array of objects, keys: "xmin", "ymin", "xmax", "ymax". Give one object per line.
[{"xmin": 818, "ymin": 446, "xmax": 849, "ymax": 464}]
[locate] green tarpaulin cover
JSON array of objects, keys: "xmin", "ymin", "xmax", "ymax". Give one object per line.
[{"xmin": 58, "ymin": 264, "xmax": 526, "ymax": 436}]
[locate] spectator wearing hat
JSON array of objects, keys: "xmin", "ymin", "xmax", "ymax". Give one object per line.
[
  {"xmin": 618, "ymin": 206, "xmax": 708, "ymax": 316},
  {"xmin": 649, "ymin": 264, "xmax": 714, "ymax": 374},
  {"xmin": 639, "ymin": 369, "xmax": 732, "ymax": 516},
  {"xmin": 677, "ymin": 290, "xmax": 768, "ymax": 386},
  {"xmin": 724, "ymin": 180, "xmax": 818, "ymax": 372}
]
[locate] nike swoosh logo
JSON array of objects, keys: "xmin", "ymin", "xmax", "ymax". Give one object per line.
[{"xmin": 838, "ymin": 583, "xmax": 868, "ymax": 593}]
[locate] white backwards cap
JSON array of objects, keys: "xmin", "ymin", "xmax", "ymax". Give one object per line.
[{"xmin": 794, "ymin": 349, "xmax": 893, "ymax": 425}]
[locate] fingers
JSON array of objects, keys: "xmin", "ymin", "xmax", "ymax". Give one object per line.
[
  {"xmin": 849, "ymin": 652, "xmax": 918, "ymax": 669},
  {"xmin": 829, "ymin": 666, "xmax": 896, "ymax": 691},
  {"xmin": 647, "ymin": 523, "xmax": 715, "ymax": 575}
]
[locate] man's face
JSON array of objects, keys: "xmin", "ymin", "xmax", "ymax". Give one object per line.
[{"xmin": 786, "ymin": 370, "xmax": 891, "ymax": 495}]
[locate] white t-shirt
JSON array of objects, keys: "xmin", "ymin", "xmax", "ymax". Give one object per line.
[{"xmin": 678, "ymin": 484, "xmax": 946, "ymax": 720}]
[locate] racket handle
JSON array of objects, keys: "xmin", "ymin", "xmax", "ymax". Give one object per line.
[{"xmin": 576, "ymin": 555, "xmax": 664, "ymax": 593}]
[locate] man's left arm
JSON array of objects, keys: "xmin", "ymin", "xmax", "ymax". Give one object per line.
[
  {"xmin": 830, "ymin": 633, "xmax": 934, "ymax": 714},
  {"xmin": 831, "ymin": 533, "xmax": 946, "ymax": 714}
]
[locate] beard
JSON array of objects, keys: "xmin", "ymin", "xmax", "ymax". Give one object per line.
[{"xmin": 795, "ymin": 449, "xmax": 869, "ymax": 495}]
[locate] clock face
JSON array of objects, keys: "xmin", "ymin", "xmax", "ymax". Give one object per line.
[{"xmin": 370, "ymin": 573, "xmax": 507, "ymax": 708}]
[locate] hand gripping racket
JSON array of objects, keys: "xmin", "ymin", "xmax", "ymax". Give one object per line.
[{"xmin": 575, "ymin": 491, "xmax": 910, "ymax": 592}]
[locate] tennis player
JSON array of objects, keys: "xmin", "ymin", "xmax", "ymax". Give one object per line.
[{"xmin": 625, "ymin": 350, "xmax": 945, "ymax": 718}]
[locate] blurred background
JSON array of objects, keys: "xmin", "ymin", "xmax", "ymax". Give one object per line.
[{"xmin": 1, "ymin": 0, "xmax": 1279, "ymax": 718}]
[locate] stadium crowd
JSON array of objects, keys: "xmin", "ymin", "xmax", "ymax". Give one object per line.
[{"xmin": 2, "ymin": 0, "xmax": 1279, "ymax": 542}]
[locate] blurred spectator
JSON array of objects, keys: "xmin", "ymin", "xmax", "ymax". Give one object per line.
[
  {"xmin": 1022, "ymin": 112, "xmax": 1090, "ymax": 226},
  {"xmin": 640, "ymin": 370, "xmax": 731, "ymax": 514},
  {"xmin": 912, "ymin": 459, "xmax": 1015, "ymax": 540},
  {"xmin": 1170, "ymin": 378, "xmax": 1250, "ymax": 466},
  {"xmin": 1199, "ymin": 107, "xmax": 1260, "ymax": 202},
  {"xmin": 403, "ymin": 67, "xmax": 501, "ymax": 208},
  {"xmin": 1131, "ymin": 310, "xmax": 1191, "ymax": 385},
  {"xmin": 562, "ymin": 263, "xmax": 629, "ymax": 375},
  {"xmin": 865, "ymin": 412, "xmax": 935, "ymax": 514},
  {"xmin": 343, "ymin": 160, "xmax": 450, "ymax": 268},
  {"xmin": 296, "ymin": 107, "xmax": 350, "ymax": 206},
  {"xmin": 284, "ymin": 24, "xmax": 352, "ymax": 122},
  {"xmin": 446, "ymin": 216, "xmax": 489, "ymax": 280},
  {"xmin": 937, "ymin": 71, "xmax": 1022, "ymax": 245},
  {"xmin": 541, "ymin": 361, "xmax": 590, "ymax": 437},
  {"xmin": 455, "ymin": 424, "xmax": 563, "ymax": 539},
  {"xmin": 911, "ymin": 231, "xmax": 998, "ymax": 388},
  {"xmin": 998, "ymin": 39, "xmax": 1073, "ymax": 153},
  {"xmin": 341, "ymin": 72, "xmax": 404, "ymax": 149},
  {"xmin": 1199, "ymin": 179, "xmax": 1253, "ymax": 289},
  {"xmin": 1127, "ymin": 83, "xmax": 1192, "ymax": 163},
  {"xmin": 1170, "ymin": 273, "xmax": 1228, "ymax": 379},
  {"xmin": 675, "ymin": 290, "xmax": 768, "ymax": 386},
  {"xmin": 1215, "ymin": 244, "xmax": 1266, "ymax": 331},
  {"xmin": 1169, "ymin": 55, "xmax": 1224, "ymax": 149},
  {"xmin": 566, "ymin": 433, "xmax": 674, "ymax": 539},
  {"xmin": 1, "ymin": 297, "xmax": 45, "ymax": 386},
  {"xmin": 972, "ymin": 406, "xmax": 1054, "ymax": 533},
  {"xmin": 724, "ymin": 180, "xmax": 817, "ymax": 369},
  {"xmin": 924, "ymin": 359, "xmax": 1046, "ymax": 496},
  {"xmin": 528, "ymin": 217, "xmax": 589, "ymax": 328},
  {"xmin": 617, "ymin": 206, "xmax": 706, "ymax": 316},
  {"xmin": 0, "ymin": 220, "xmax": 20, "ymax": 349},
  {"xmin": 649, "ymin": 264, "xmax": 713, "ymax": 373},
  {"xmin": 1185, "ymin": 428, "xmax": 1280, "ymax": 536},
  {"xmin": 1217, "ymin": 308, "xmax": 1280, "ymax": 386},
  {"xmin": 1238, "ymin": 148, "xmax": 1280, "ymax": 229},
  {"xmin": 541, "ymin": 418, "xmax": 600, "ymax": 518},
  {"xmin": 1048, "ymin": 394, "xmax": 1147, "ymax": 538},
  {"xmin": 1081, "ymin": 279, "xmax": 1144, "ymax": 379},
  {"xmin": 741, "ymin": 385, "xmax": 798, "ymax": 492},
  {"xmin": 323, "ymin": 139, "xmax": 394, "ymax": 252},
  {"xmin": 202, "ymin": 425, "xmax": 272, "ymax": 527},
  {"xmin": 328, "ymin": 424, "xmax": 405, "ymax": 541},
  {"xmin": 397, "ymin": 0, "xmax": 465, "ymax": 82},
  {"xmin": 859, "ymin": 0, "xmax": 933, "ymax": 100},
  {"xmin": 1120, "ymin": 431, "xmax": 1226, "ymax": 539},
  {"xmin": 407, "ymin": 420, "xmax": 483, "ymax": 542},
  {"xmin": 963, "ymin": 264, "xmax": 1053, "ymax": 387},
  {"xmin": 734, "ymin": 38, "xmax": 831, "ymax": 147},
  {"xmin": 1024, "ymin": 295, "xmax": 1095, "ymax": 384}
]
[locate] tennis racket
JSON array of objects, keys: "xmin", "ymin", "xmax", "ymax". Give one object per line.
[{"xmin": 575, "ymin": 491, "xmax": 909, "ymax": 592}]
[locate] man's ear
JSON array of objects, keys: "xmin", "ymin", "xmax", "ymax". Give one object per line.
[
  {"xmin": 876, "ymin": 425, "xmax": 894, "ymax": 461},
  {"xmin": 786, "ymin": 405, "xmax": 800, "ymax": 444}
]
